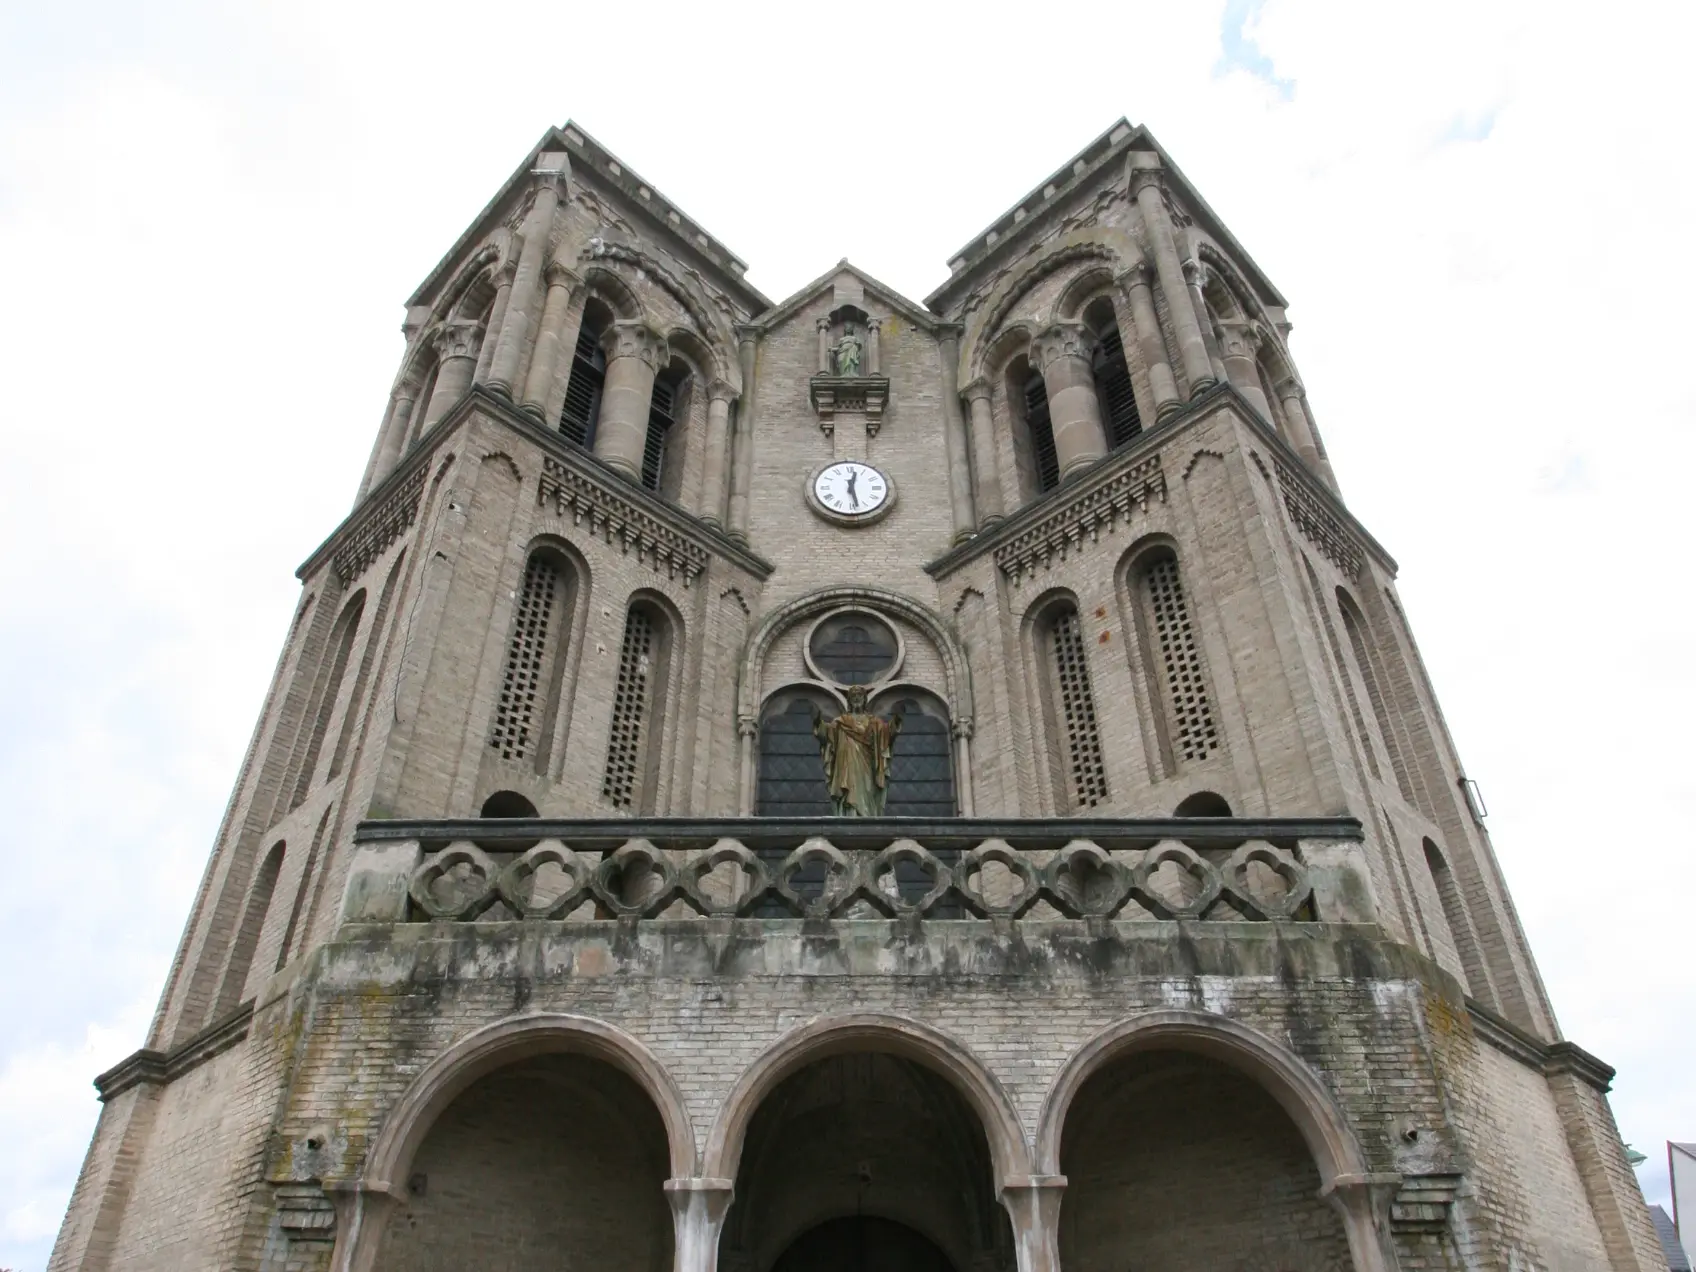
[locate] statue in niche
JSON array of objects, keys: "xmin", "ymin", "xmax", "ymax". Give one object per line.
[
  {"xmin": 809, "ymin": 686, "xmax": 903, "ymax": 816},
  {"xmin": 834, "ymin": 326, "xmax": 863, "ymax": 377}
]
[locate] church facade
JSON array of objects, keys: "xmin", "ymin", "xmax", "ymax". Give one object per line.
[{"xmin": 49, "ymin": 120, "xmax": 1660, "ymax": 1272}]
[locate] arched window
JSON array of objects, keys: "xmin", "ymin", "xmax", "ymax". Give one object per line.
[
  {"xmin": 1131, "ymin": 549, "xmax": 1219, "ymax": 768},
  {"xmin": 878, "ymin": 692, "xmax": 955, "ymax": 817},
  {"xmin": 757, "ymin": 688, "xmax": 838, "ymax": 817},
  {"xmin": 1301, "ymin": 560, "xmax": 1379, "ymax": 781},
  {"xmin": 602, "ymin": 601, "xmax": 674, "ymax": 812},
  {"xmin": 328, "ymin": 550, "xmax": 405, "ymax": 781},
  {"xmin": 559, "ymin": 302, "xmax": 610, "ymax": 447},
  {"xmin": 1035, "ymin": 600, "xmax": 1109, "ymax": 808},
  {"xmin": 1010, "ymin": 355, "xmax": 1060, "ymax": 495},
  {"xmin": 214, "ymin": 841, "xmax": 284, "ymax": 1019},
  {"xmin": 1337, "ymin": 589, "xmax": 1414, "ymax": 801},
  {"xmin": 288, "ymin": 593, "xmax": 364, "ymax": 811},
  {"xmin": 642, "ymin": 364, "xmax": 688, "ymax": 493},
  {"xmin": 1423, "ymin": 839, "xmax": 1488, "ymax": 999},
  {"xmin": 1174, "ymin": 791, "xmax": 1232, "ymax": 817},
  {"xmin": 276, "ymin": 805, "xmax": 333, "ymax": 973},
  {"xmin": 490, "ymin": 547, "xmax": 579, "ymax": 772},
  {"xmin": 481, "ymin": 790, "xmax": 539, "ymax": 818},
  {"xmin": 1085, "ymin": 297, "xmax": 1142, "ymax": 449}
]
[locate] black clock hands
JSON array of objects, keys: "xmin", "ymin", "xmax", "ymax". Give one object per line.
[{"xmin": 845, "ymin": 467, "xmax": 859, "ymax": 509}]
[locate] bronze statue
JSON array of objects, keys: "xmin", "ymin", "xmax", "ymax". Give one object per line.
[{"xmin": 810, "ymin": 686, "xmax": 903, "ymax": 816}]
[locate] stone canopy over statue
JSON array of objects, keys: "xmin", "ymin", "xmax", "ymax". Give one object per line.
[
  {"xmin": 810, "ymin": 686, "xmax": 902, "ymax": 816},
  {"xmin": 833, "ymin": 326, "xmax": 863, "ymax": 377}
]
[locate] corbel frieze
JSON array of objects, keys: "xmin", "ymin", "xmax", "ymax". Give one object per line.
[{"xmin": 993, "ymin": 453, "xmax": 1166, "ymax": 586}]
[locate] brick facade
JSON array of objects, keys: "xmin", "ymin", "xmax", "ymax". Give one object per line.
[{"xmin": 49, "ymin": 118, "xmax": 1657, "ymax": 1272}]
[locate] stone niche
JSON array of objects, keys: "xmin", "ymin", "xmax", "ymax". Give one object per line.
[{"xmin": 809, "ymin": 296, "xmax": 890, "ymax": 434}]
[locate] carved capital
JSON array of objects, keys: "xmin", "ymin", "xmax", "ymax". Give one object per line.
[
  {"xmin": 867, "ymin": 317, "xmax": 882, "ymax": 332},
  {"xmin": 961, "ymin": 377, "xmax": 993, "ymax": 406},
  {"xmin": 738, "ymin": 715, "xmax": 759, "ymax": 738},
  {"xmin": 1274, "ymin": 375, "xmax": 1306, "ymax": 401},
  {"xmin": 432, "ymin": 319, "xmax": 483, "ymax": 362},
  {"xmin": 1116, "ymin": 263, "xmax": 1154, "ymax": 292},
  {"xmin": 602, "ymin": 320, "xmax": 670, "ymax": 370},
  {"xmin": 1128, "ymin": 160, "xmax": 1165, "ymax": 198},
  {"xmin": 1217, "ymin": 319, "xmax": 1260, "ymax": 359},
  {"xmin": 816, "ymin": 317, "xmax": 831, "ymax": 332},
  {"xmin": 1181, "ymin": 257, "xmax": 1208, "ymax": 286},
  {"xmin": 543, "ymin": 260, "xmax": 581, "ymax": 290},
  {"xmin": 707, "ymin": 377, "xmax": 737, "ymax": 405},
  {"xmin": 1029, "ymin": 321, "xmax": 1097, "ymax": 373}
]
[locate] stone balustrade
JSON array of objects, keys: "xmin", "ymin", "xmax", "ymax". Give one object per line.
[{"xmin": 341, "ymin": 817, "xmax": 1376, "ymax": 927}]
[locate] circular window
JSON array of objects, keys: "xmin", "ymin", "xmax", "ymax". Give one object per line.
[{"xmin": 805, "ymin": 610, "xmax": 901, "ymax": 686}]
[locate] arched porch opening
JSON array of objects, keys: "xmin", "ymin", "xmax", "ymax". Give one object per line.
[{"xmin": 719, "ymin": 1050, "xmax": 1014, "ymax": 1272}]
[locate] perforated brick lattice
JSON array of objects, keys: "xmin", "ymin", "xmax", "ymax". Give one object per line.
[
  {"xmin": 1050, "ymin": 607, "xmax": 1109, "ymax": 807},
  {"xmin": 490, "ymin": 556, "xmax": 559, "ymax": 762},
  {"xmin": 602, "ymin": 609, "xmax": 654, "ymax": 808},
  {"xmin": 1144, "ymin": 556, "xmax": 1219, "ymax": 762}
]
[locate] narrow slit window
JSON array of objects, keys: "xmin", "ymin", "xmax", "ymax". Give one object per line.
[
  {"xmin": 1048, "ymin": 605, "xmax": 1109, "ymax": 807},
  {"xmin": 1092, "ymin": 325, "xmax": 1143, "ymax": 448},
  {"xmin": 1143, "ymin": 555, "xmax": 1219, "ymax": 762},
  {"xmin": 642, "ymin": 378, "xmax": 674, "ymax": 492},
  {"xmin": 491, "ymin": 555, "xmax": 561, "ymax": 762},
  {"xmin": 559, "ymin": 328, "xmax": 605, "ymax": 447},
  {"xmin": 603, "ymin": 608, "xmax": 656, "ymax": 808},
  {"xmin": 1024, "ymin": 370, "xmax": 1060, "ymax": 493}
]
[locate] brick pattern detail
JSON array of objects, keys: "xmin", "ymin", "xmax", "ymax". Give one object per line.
[
  {"xmin": 490, "ymin": 555, "xmax": 559, "ymax": 761},
  {"xmin": 603, "ymin": 609, "xmax": 655, "ymax": 808},
  {"xmin": 993, "ymin": 454, "xmax": 1166, "ymax": 586},
  {"xmin": 1050, "ymin": 607, "xmax": 1109, "ymax": 807},
  {"xmin": 539, "ymin": 455, "xmax": 707, "ymax": 586},
  {"xmin": 1274, "ymin": 456, "xmax": 1363, "ymax": 577},
  {"xmin": 1144, "ymin": 557, "xmax": 1219, "ymax": 762},
  {"xmin": 332, "ymin": 465, "xmax": 425, "ymax": 584}
]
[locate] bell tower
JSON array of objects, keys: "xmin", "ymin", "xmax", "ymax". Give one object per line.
[{"xmin": 50, "ymin": 119, "xmax": 1661, "ymax": 1272}]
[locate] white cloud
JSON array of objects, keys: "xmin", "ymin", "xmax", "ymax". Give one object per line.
[{"xmin": 2, "ymin": 1, "xmax": 1691, "ymax": 1266}]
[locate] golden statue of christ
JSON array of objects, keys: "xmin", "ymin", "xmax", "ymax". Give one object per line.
[{"xmin": 809, "ymin": 686, "xmax": 903, "ymax": 817}]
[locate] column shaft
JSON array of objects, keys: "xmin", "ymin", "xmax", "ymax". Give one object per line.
[
  {"xmin": 519, "ymin": 264, "xmax": 579, "ymax": 417},
  {"xmin": 728, "ymin": 328, "xmax": 759, "ymax": 542},
  {"xmin": 816, "ymin": 319, "xmax": 831, "ymax": 374},
  {"xmin": 1118, "ymin": 267, "xmax": 1181, "ymax": 417},
  {"xmin": 699, "ymin": 382, "xmax": 735, "ymax": 528},
  {"xmin": 1219, "ymin": 321, "xmax": 1274, "ymax": 422},
  {"xmin": 472, "ymin": 270, "xmax": 513, "ymax": 385},
  {"xmin": 1032, "ymin": 323, "xmax": 1108, "ymax": 481},
  {"xmin": 1000, "ymin": 1177, "xmax": 1065, "ymax": 1272},
  {"xmin": 867, "ymin": 319, "xmax": 881, "ymax": 375},
  {"xmin": 666, "ymin": 1178, "xmax": 735, "ymax": 1272},
  {"xmin": 364, "ymin": 383, "xmax": 419, "ymax": 495},
  {"xmin": 593, "ymin": 321, "xmax": 668, "ymax": 482},
  {"xmin": 963, "ymin": 380, "xmax": 1004, "ymax": 525},
  {"xmin": 418, "ymin": 321, "xmax": 482, "ymax": 435},
  {"xmin": 486, "ymin": 175, "xmax": 563, "ymax": 395},
  {"xmin": 1131, "ymin": 161, "xmax": 1215, "ymax": 395},
  {"xmin": 540, "ymin": 284, "xmax": 589, "ymax": 430},
  {"xmin": 938, "ymin": 330, "xmax": 976, "ymax": 542},
  {"xmin": 1187, "ymin": 262, "xmax": 1230, "ymax": 384}
]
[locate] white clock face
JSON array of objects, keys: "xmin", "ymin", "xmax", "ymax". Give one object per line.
[{"xmin": 813, "ymin": 461, "xmax": 889, "ymax": 518}]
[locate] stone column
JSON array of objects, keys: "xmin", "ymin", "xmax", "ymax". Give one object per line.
[
  {"xmin": 867, "ymin": 318, "xmax": 882, "ymax": 375},
  {"xmin": 363, "ymin": 376, "xmax": 421, "ymax": 495},
  {"xmin": 699, "ymin": 379, "xmax": 736, "ymax": 528},
  {"xmin": 593, "ymin": 321, "xmax": 669, "ymax": 482},
  {"xmin": 541, "ymin": 280, "xmax": 590, "ymax": 428},
  {"xmin": 737, "ymin": 716, "xmax": 758, "ymax": 815},
  {"xmin": 1275, "ymin": 376, "xmax": 1336, "ymax": 487},
  {"xmin": 519, "ymin": 261, "xmax": 581, "ymax": 419},
  {"xmin": 816, "ymin": 318, "xmax": 831, "ymax": 374},
  {"xmin": 999, "ymin": 1176, "xmax": 1065, "ymax": 1272},
  {"xmin": 324, "ymin": 1181, "xmax": 405, "ymax": 1272},
  {"xmin": 962, "ymin": 378, "xmax": 1004, "ymax": 526},
  {"xmin": 1116, "ymin": 265, "xmax": 1181, "ymax": 419},
  {"xmin": 953, "ymin": 720, "xmax": 975, "ymax": 815},
  {"xmin": 472, "ymin": 263, "xmax": 515, "ymax": 385},
  {"xmin": 1030, "ymin": 322, "xmax": 1108, "ymax": 482},
  {"xmin": 666, "ymin": 1178, "xmax": 735, "ymax": 1272},
  {"xmin": 1130, "ymin": 156, "xmax": 1215, "ymax": 396},
  {"xmin": 1218, "ymin": 320, "xmax": 1274, "ymax": 422},
  {"xmin": 937, "ymin": 326, "xmax": 976, "ymax": 542},
  {"xmin": 728, "ymin": 326, "xmax": 759, "ymax": 542},
  {"xmin": 1186, "ymin": 260, "xmax": 1230, "ymax": 385},
  {"xmin": 485, "ymin": 168, "xmax": 566, "ymax": 397},
  {"xmin": 417, "ymin": 319, "xmax": 482, "ymax": 436}
]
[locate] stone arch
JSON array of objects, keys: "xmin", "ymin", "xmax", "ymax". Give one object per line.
[
  {"xmin": 581, "ymin": 242, "xmax": 739, "ymax": 387},
  {"xmin": 664, "ymin": 324, "xmax": 728, "ymax": 387},
  {"xmin": 961, "ymin": 228, "xmax": 1147, "ymax": 383},
  {"xmin": 1055, "ymin": 263, "xmax": 1120, "ymax": 323},
  {"xmin": 430, "ymin": 240, "xmax": 505, "ymax": 324},
  {"xmin": 702, "ymin": 1014, "xmax": 1032, "ymax": 1185},
  {"xmin": 1195, "ymin": 242, "xmax": 1270, "ymax": 328},
  {"xmin": 1033, "ymin": 1010, "xmax": 1370, "ymax": 1184},
  {"xmin": 577, "ymin": 262, "xmax": 645, "ymax": 322},
  {"xmin": 361, "ymin": 1013, "xmax": 698, "ymax": 1189},
  {"xmin": 737, "ymin": 587, "xmax": 972, "ymax": 727}
]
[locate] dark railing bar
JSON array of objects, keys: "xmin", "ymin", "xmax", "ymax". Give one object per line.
[{"xmin": 356, "ymin": 815, "xmax": 1363, "ymax": 847}]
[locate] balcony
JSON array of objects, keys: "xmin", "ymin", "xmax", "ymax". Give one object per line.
[{"xmin": 341, "ymin": 816, "xmax": 1374, "ymax": 927}]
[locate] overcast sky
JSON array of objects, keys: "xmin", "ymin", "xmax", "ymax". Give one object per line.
[{"xmin": 2, "ymin": 1, "xmax": 1693, "ymax": 1267}]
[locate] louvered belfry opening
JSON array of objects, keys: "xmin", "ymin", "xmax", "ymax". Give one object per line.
[
  {"xmin": 1022, "ymin": 367, "xmax": 1060, "ymax": 493},
  {"xmin": 1142, "ymin": 552, "xmax": 1220, "ymax": 763},
  {"xmin": 558, "ymin": 326, "xmax": 606, "ymax": 447},
  {"xmin": 490, "ymin": 553, "xmax": 562, "ymax": 764},
  {"xmin": 642, "ymin": 376, "xmax": 676, "ymax": 492},
  {"xmin": 603, "ymin": 606, "xmax": 659, "ymax": 809},
  {"xmin": 1046, "ymin": 603, "xmax": 1109, "ymax": 808},
  {"xmin": 1092, "ymin": 324, "xmax": 1143, "ymax": 448}
]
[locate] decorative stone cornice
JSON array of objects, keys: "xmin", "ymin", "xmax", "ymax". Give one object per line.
[
  {"xmin": 1467, "ymin": 1000, "xmax": 1615, "ymax": 1091},
  {"xmin": 540, "ymin": 454, "xmax": 709, "ymax": 585},
  {"xmin": 95, "ymin": 1001, "xmax": 254, "ymax": 1102},
  {"xmin": 1272, "ymin": 454, "xmax": 1364, "ymax": 577},
  {"xmin": 809, "ymin": 375, "xmax": 890, "ymax": 432},
  {"xmin": 333, "ymin": 463, "xmax": 425, "ymax": 584},
  {"xmin": 989, "ymin": 453, "xmax": 1165, "ymax": 586}
]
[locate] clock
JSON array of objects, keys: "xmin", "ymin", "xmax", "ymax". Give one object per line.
[{"xmin": 808, "ymin": 460, "xmax": 895, "ymax": 525}]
